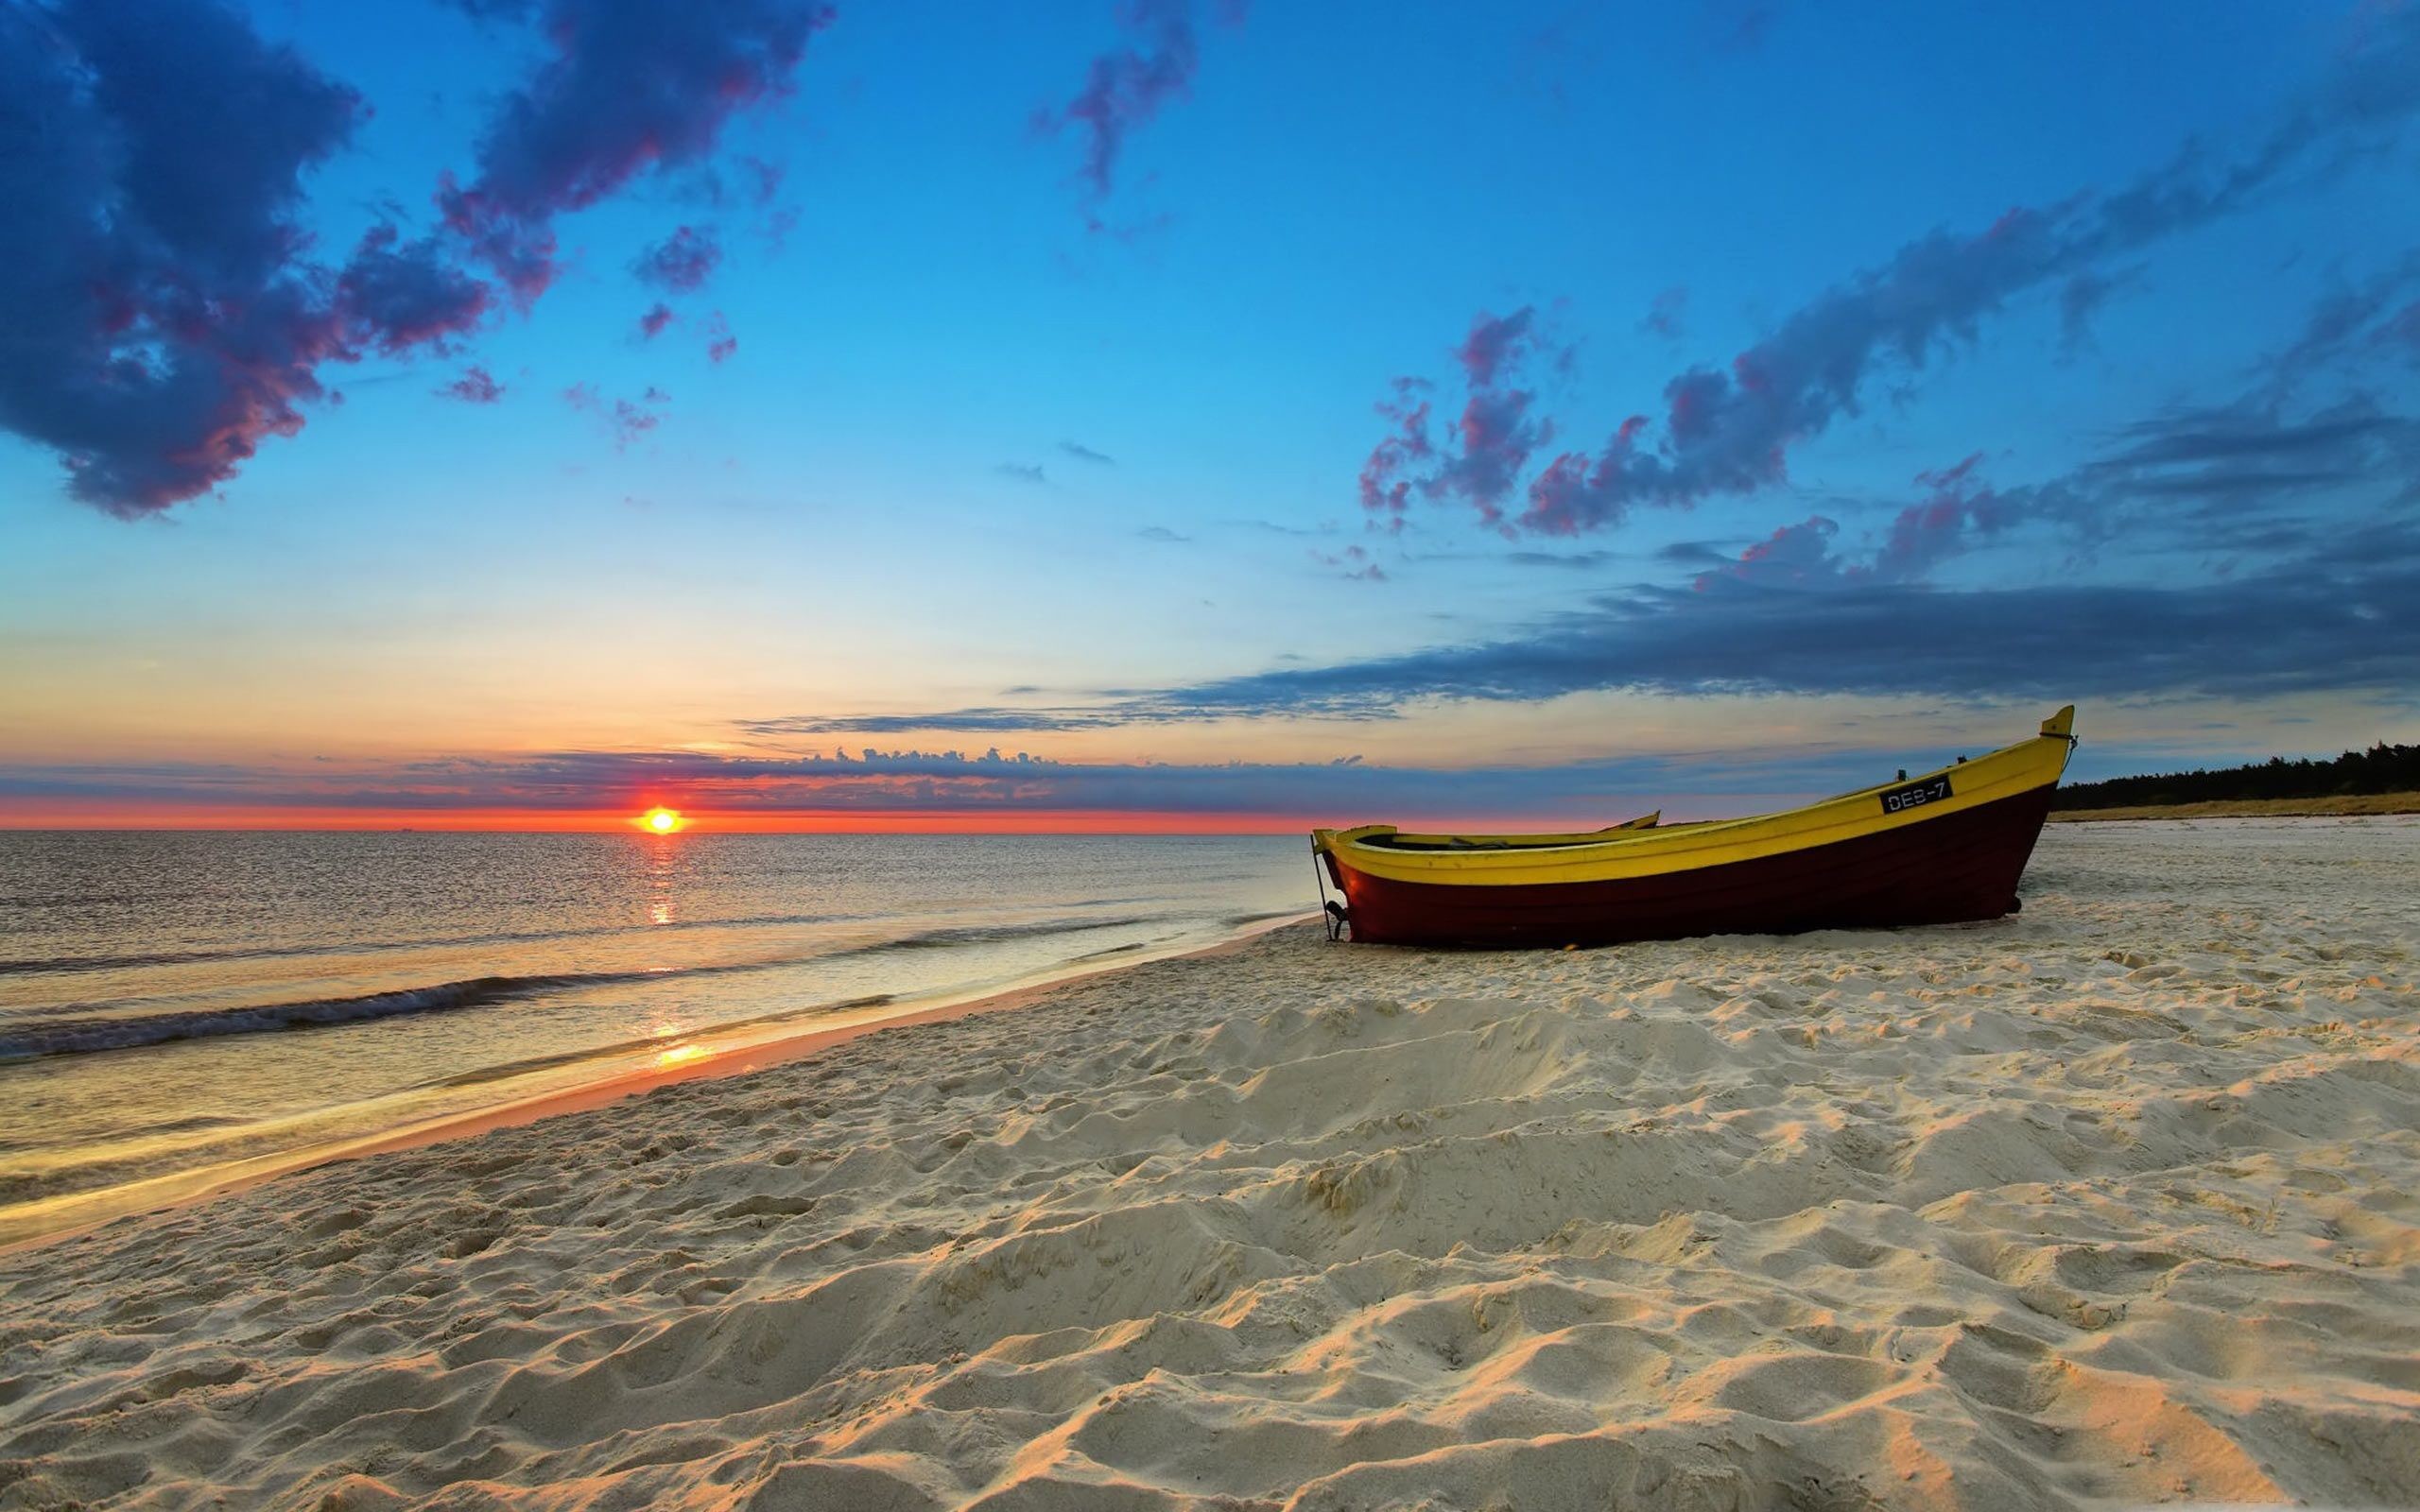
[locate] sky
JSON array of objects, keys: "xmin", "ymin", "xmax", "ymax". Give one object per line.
[{"xmin": 3, "ymin": 0, "xmax": 2417, "ymax": 830}]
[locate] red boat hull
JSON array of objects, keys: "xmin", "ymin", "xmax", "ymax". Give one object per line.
[{"xmin": 1324, "ymin": 783, "xmax": 2057, "ymax": 948}]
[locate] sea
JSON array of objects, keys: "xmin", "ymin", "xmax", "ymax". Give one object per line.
[{"xmin": 0, "ymin": 831, "xmax": 1313, "ymax": 1244}]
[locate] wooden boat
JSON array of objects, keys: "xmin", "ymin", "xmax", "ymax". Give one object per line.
[{"xmin": 1312, "ymin": 707, "xmax": 2076, "ymax": 948}]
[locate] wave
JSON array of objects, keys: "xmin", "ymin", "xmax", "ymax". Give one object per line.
[
  {"xmin": 0, "ymin": 913, "xmax": 1179, "ymax": 1062},
  {"xmin": 0, "ymin": 971, "xmax": 654, "ymax": 1061},
  {"xmin": 841, "ymin": 916, "xmax": 1151, "ymax": 954},
  {"xmin": 0, "ymin": 908, "xmax": 861, "ymax": 977}
]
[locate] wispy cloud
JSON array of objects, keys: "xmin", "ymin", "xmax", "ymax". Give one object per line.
[
  {"xmin": 436, "ymin": 366, "xmax": 507, "ymax": 404},
  {"xmin": 564, "ymin": 383, "xmax": 670, "ymax": 449},
  {"xmin": 1060, "ymin": 439, "xmax": 1118, "ymax": 465},
  {"xmin": 1034, "ymin": 0, "xmax": 1243, "ymax": 222}
]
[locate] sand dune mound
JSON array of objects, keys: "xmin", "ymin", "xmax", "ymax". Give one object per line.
[{"xmin": 4, "ymin": 818, "xmax": 2417, "ymax": 1509}]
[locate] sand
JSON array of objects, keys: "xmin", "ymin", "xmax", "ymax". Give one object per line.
[{"xmin": 3, "ymin": 818, "xmax": 2417, "ymax": 1511}]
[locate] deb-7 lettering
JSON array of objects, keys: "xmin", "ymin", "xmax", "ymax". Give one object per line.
[{"xmin": 1879, "ymin": 774, "xmax": 1953, "ymax": 814}]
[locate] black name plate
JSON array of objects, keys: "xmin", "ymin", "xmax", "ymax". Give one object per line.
[{"xmin": 1879, "ymin": 774, "xmax": 1953, "ymax": 814}]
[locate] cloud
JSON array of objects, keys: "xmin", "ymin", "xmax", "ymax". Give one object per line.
[
  {"xmin": 1034, "ymin": 0, "xmax": 1241, "ymax": 211},
  {"xmin": 632, "ymin": 224, "xmax": 723, "ymax": 293},
  {"xmin": 564, "ymin": 383, "xmax": 668, "ymax": 449},
  {"xmin": 3, "ymin": 0, "xmax": 817, "ymax": 515},
  {"xmin": 638, "ymin": 302, "xmax": 676, "ymax": 338},
  {"xmin": 1060, "ymin": 439, "xmax": 1118, "ymax": 465},
  {"xmin": 1151, "ymin": 553, "xmax": 2420, "ymax": 716},
  {"xmin": 1641, "ymin": 284, "xmax": 1688, "ymax": 339},
  {"xmin": 1374, "ymin": 12, "xmax": 2420, "ymax": 537},
  {"xmin": 0, "ymin": 741, "xmax": 1886, "ymax": 822},
  {"xmin": 438, "ymin": 0, "xmax": 832, "ymax": 295},
  {"xmin": 703, "ymin": 311, "xmax": 738, "ymax": 364},
  {"xmin": 2054, "ymin": 263, "xmax": 2146, "ymax": 356},
  {"xmin": 1137, "ymin": 524, "xmax": 1188, "ymax": 541},
  {"xmin": 1455, "ymin": 306, "xmax": 1539, "ymax": 387},
  {"xmin": 0, "ymin": 0, "xmax": 362, "ymax": 516},
  {"xmin": 436, "ymin": 366, "xmax": 506, "ymax": 404},
  {"xmin": 1361, "ymin": 307, "xmax": 1565, "ymax": 528},
  {"xmin": 1506, "ymin": 549, "xmax": 1620, "ymax": 569},
  {"xmin": 996, "ymin": 462, "xmax": 1048, "ymax": 484},
  {"xmin": 1312, "ymin": 543, "xmax": 1387, "ymax": 581},
  {"xmin": 2264, "ymin": 251, "xmax": 2420, "ymax": 391},
  {"xmin": 776, "ymin": 387, "xmax": 2420, "ymax": 732},
  {"xmin": 337, "ymin": 225, "xmax": 494, "ymax": 355}
]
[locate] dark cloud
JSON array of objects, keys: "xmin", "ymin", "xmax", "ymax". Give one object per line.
[
  {"xmin": 638, "ymin": 302, "xmax": 676, "ymax": 338},
  {"xmin": 439, "ymin": 0, "xmax": 831, "ymax": 295},
  {"xmin": 785, "ymin": 387, "xmax": 2420, "ymax": 732},
  {"xmin": 995, "ymin": 462, "xmax": 1048, "ymax": 484},
  {"xmin": 436, "ymin": 366, "xmax": 506, "ymax": 404},
  {"xmin": 0, "ymin": 0, "xmax": 361, "ymax": 515},
  {"xmin": 4, "ymin": 0, "xmax": 812, "ymax": 515},
  {"xmin": 2084, "ymin": 400, "xmax": 2412, "ymax": 512},
  {"xmin": 632, "ymin": 224, "xmax": 723, "ymax": 293},
  {"xmin": 1149, "ymin": 555, "xmax": 2420, "ymax": 716},
  {"xmin": 735, "ymin": 543, "xmax": 2418, "ymax": 735},
  {"xmin": 1034, "ymin": 0, "xmax": 1242, "ymax": 214},
  {"xmin": 337, "ymin": 225, "xmax": 493, "ymax": 355},
  {"xmin": 703, "ymin": 311, "xmax": 738, "ymax": 364},
  {"xmin": 1368, "ymin": 12, "xmax": 2420, "ymax": 537},
  {"xmin": 1060, "ymin": 439, "xmax": 1118, "ymax": 465}
]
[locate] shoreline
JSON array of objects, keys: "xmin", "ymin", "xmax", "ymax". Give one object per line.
[{"xmin": 0, "ymin": 910, "xmax": 1317, "ymax": 1257}]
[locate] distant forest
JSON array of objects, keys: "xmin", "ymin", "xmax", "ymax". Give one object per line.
[{"xmin": 2055, "ymin": 743, "xmax": 2420, "ymax": 810}]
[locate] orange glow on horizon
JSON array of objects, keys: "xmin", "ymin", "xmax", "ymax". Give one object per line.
[{"xmin": 1, "ymin": 799, "xmax": 1800, "ymax": 834}]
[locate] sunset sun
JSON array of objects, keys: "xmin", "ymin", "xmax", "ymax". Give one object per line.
[{"xmin": 643, "ymin": 808, "xmax": 682, "ymax": 834}]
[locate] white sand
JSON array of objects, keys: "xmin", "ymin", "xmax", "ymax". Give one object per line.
[{"xmin": 4, "ymin": 818, "xmax": 2417, "ymax": 1510}]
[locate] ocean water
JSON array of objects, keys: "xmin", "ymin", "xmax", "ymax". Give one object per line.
[{"xmin": 0, "ymin": 832, "xmax": 1312, "ymax": 1242}]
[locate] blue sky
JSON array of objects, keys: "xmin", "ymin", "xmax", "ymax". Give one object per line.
[{"xmin": 2, "ymin": 0, "xmax": 2416, "ymax": 826}]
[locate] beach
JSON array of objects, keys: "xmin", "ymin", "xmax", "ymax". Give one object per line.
[{"xmin": 4, "ymin": 817, "xmax": 2417, "ymax": 1510}]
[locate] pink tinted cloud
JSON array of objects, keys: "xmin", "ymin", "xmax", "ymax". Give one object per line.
[
  {"xmin": 1036, "ymin": 0, "xmax": 1244, "ymax": 207},
  {"xmin": 564, "ymin": 382, "xmax": 668, "ymax": 449},
  {"xmin": 633, "ymin": 225, "xmax": 723, "ymax": 293},
  {"xmin": 439, "ymin": 0, "xmax": 831, "ymax": 294},
  {"xmin": 436, "ymin": 366, "xmax": 507, "ymax": 404}
]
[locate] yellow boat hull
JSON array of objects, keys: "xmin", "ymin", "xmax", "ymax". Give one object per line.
[{"xmin": 1313, "ymin": 708, "xmax": 2076, "ymax": 947}]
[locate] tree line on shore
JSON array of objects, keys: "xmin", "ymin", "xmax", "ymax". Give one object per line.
[{"xmin": 2054, "ymin": 743, "xmax": 2420, "ymax": 811}]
